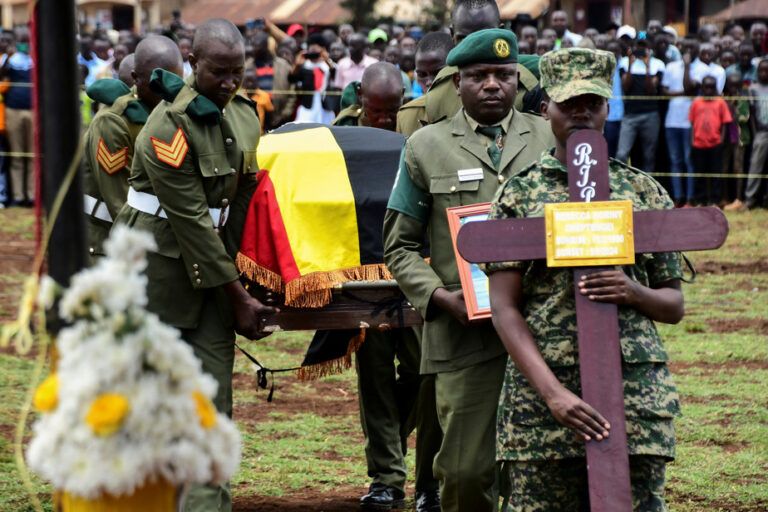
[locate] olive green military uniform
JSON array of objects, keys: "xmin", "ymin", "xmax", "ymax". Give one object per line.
[
  {"xmin": 113, "ymin": 70, "xmax": 260, "ymax": 512},
  {"xmin": 384, "ymin": 30, "xmax": 555, "ymax": 512},
  {"xmin": 384, "ymin": 110, "xmax": 555, "ymax": 512},
  {"xmin": 330, "ymin": 113, "xmax": 442, "ymax": 499},
  {"xmin": 395, "ymin": 95, "xmax": 428, "ymax": 135},
  {"xmin": 396, "ymin": 56, "xmax": 541, "ymax": 137},
  {"xmin": 82, "ymin": 79, "xmax": 149, "ymax": 262},
  {"xmin": 333, "ymin": 104, "xmax": 370, "ymax": 127}
]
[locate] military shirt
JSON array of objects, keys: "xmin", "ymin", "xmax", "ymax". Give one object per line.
[
  {"xmin": 396, "ymin": 95, "xmax": 427, "ymax": 135},
  {"xmin": 332, "ymin": 104, "xmax": 370, "ymax": 127},
  {"xmin": 483, "ymin": 150, "xmax": 683, "ymax": 461},
  {"xmin": 83, "ymin": 80, "xmax": 149, "ymax": 256},
  {"xmin": 383, "ymin": 108, "xmax": 555, "ymax": 374},
  {"xmin": 114, "ymin": 71, "xmax": 260, "ymax": 329}
]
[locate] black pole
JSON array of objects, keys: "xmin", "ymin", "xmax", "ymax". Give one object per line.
[{"xmin": 36, "ymin": 0, "xmax": 87, "ymax": 318}]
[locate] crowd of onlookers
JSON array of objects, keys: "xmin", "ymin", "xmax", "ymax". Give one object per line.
[
  {"xmin": 0, "ymin": 13, "xmax": 767, "ymax": 211},
  {"xmin": 0, "ymin": 26, "xmax": 33, "ymax": 208}
]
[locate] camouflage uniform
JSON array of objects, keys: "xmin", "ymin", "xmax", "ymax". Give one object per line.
[
  {"xmin": 483, "ymin": 150, "xmax": 683, "ymax": 511},
  {"xmin": 505, "ymin": 455, "xmax": 668, "ymax": 511}
]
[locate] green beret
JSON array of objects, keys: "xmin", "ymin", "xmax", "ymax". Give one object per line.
[
  {"xmin": 86, "ymin": 78, "xmax": 131, "ymax": 106},
  {"xmin": 539, "ymin": 48, "xmax": 615, "ymax": 103},
  {"xmin": 446, "ymin": 29, "xmax": 518, "ymax": 68}
]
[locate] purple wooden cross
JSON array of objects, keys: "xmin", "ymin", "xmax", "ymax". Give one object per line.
[{"xmin": 456, "ymin": 130, "xmax": 728, "ymax": 511}]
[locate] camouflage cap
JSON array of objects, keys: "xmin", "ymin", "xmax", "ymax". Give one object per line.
[
  {"xmin": 539, "ymin": 48, "xmax": 615, "ymax": 103},
  {"xmin": 446, "ymin": 29, "xmax": 518, "ymax": 68}
]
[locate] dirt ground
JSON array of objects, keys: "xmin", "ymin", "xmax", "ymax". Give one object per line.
[{"xmin": 1, "ymin": 209, "xmax": 765, "ymax": 511}]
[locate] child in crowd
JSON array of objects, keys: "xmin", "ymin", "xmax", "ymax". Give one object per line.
[
  {"xmin": 688, "ymin": 75, "xmax": 732, "ymax": 206},
  {"xmin": 244, "ymin": 69, "xmax": 274, "ymax": 134},
  {"xmin": 743, "ymin": 59, "xmax": 768, "ymax": 210},
  {"xmin": 722, "ymin": 72, "xmax": 750, "ymax": 208}
]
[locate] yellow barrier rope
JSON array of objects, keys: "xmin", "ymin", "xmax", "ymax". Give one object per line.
[
  {"xmin": 0, "ymin": 133, "xmax": 83, "ymax": 352},
  {"xmin": 0, "ymin": 78, "xmax": 767, "ymax": 101}
]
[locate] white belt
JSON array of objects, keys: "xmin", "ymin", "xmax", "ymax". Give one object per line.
[
  {"xmin": 127, "ymin": 187, "xmax": 229, "ymax": 227},
  {"xmin": 83, "ymin": 194, "xmax": 113, "ymax": 223}
]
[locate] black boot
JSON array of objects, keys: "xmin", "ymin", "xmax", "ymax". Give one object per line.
[
  {"xmin": 360, "ymin": 483, "xmax": 406, "ymax": 511},
  {"xmin": 415, "ymin": 489, "xmax": 440, "ymax": 512}
]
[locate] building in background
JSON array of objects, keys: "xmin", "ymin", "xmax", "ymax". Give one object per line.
[
  {"xmin": 75, "ymin": 0, "xmax": 191, "ymax": 34},
  {"xmin": 547, "ymin": 0, "xmax": 755, "ymax": 36},
  {"xmin": 0, "ymin": 0, "xmax": 29, "ymax": 30}
]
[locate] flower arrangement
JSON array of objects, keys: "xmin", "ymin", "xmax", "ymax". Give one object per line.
[{"xmin": 27, "ymin": 226, "xmax": 241, "ymax": 499}]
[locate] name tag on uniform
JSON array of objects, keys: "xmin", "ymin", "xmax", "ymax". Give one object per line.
[{"xmin": 457, "ymin": 168, "xmax": 484, "ymax": 182}]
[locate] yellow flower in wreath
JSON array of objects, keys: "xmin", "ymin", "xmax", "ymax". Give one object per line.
[
  {"xmin": 33, "ymin": 374, "xmax": 59, "ymax": 412},
  {"xmin": 86, "ymin": 393, "xmax": 130, "ymax": 436},
  {"xmin": 192, "ymin": 391, "xmax": 216, "ymax": 429}
]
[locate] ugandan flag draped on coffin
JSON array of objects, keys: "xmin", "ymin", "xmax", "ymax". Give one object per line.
[{"xmin": 237, "ymin": 123, "xmax": 405, "ymax": 308}]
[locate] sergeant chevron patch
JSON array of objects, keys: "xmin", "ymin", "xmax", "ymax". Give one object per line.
[
  {"xmin": 151, "ymin": 126, "xmax": 188, "ymax": 168},
  {"xmin": 96, "ymin": 138, "xmax": 128, "ymax": 175}
]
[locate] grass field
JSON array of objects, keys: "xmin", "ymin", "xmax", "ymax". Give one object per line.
[{"xmin": 0, "ymin": 207, "xmax": 766, "ymax": 511}]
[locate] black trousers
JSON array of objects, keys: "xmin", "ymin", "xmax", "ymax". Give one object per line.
[{"xmin": 691, "ymin": 144, "xmax": 723, "ymax": 205}]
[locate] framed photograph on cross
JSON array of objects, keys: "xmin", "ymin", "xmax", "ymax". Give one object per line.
[{"xmin": 446, "ymin": 202, "xmax": 492, "ymax": 322}]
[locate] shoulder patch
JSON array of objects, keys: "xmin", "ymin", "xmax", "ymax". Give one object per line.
[
  {"xmin": 96, "ymin": 138, "xmax": 128, "ymax": 175},
  {"xmin": 399, "ymin": 95, "xmax": 426, "ymax": 110},
  {"xmin": 150, "ymin": 126, "xmax": 188, "ymax": 168}
]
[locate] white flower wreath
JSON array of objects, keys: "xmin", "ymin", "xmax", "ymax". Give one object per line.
[{"xmin": 27, "ymin": 226, "xmax": 241, "ymax": 499}]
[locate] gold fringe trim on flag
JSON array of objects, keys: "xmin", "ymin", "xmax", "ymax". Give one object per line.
[
  {"xmin": 284, "ymin": 264, "xmax": 394, "ymax": 308},
  {"xmin": 236, "ymin": 252, "xmax": 285, "ymax": 293},
  {"xmin": 236, "ymin": 252, "xmax": 394, "ymax": 308},
  {"xmin": 296, "ymin": 329, "xmax": 366, "ymax": 381}
]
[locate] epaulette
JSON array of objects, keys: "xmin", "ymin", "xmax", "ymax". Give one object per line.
[
  {"xmin": 400, "ymin": 95, "xmax": 426, "ymax": 110},
  {"xmin": 429, "ymin": 65, "xmax": 458, "ymax": 90},
  {"xmin": 86, "ymin": 79, "xmax": 131, "ymax": 105},
  {"xmin": 518, "ymin": 54, "xmax": 541, "ymax": 80},
  {"xmin": 608, "ymin": 157, "xmax": 644, "ymax": 175},
  {"xmin": 332, "ymin": 105, "xmax": 362, "ymax": 126},
  {"xmin": 516, "ymin": 160, "xmax": 539, "ymax": 178},
  {"xmin": 149, "ymin": 69, "xmax": 221, "ymax": 125}
]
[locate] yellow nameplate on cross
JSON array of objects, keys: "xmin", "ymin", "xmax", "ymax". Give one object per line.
[{"xmin": 544, "ymin": 200, "xmax": 635, "ymax": 267}]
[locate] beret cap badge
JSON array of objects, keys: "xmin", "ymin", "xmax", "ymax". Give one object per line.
[{"xmin": 494, "ymin": 39, "xmax": 510, "ymax": 58}]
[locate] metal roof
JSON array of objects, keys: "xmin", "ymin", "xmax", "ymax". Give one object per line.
[{"xmin": 180, "ymin": 0, "xmax": 349, "ymax": 26}]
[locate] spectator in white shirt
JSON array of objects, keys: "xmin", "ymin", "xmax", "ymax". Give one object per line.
[
  {"xmin": 692, "ymin": 42, "xmax": 725, "ymax": 92},
  {"xmin": 661, "ymin": 39, "xmax": 708, "ymax": 206}
]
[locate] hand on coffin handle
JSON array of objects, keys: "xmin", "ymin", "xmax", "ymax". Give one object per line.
[{"xmin": 224, "ymin": 280, "xmax": 279, "ymax": 340}]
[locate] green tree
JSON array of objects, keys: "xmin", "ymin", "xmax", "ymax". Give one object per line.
[{"xmin": 341, "ymin": 0, "xmax": 379, "ymax": 29}]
